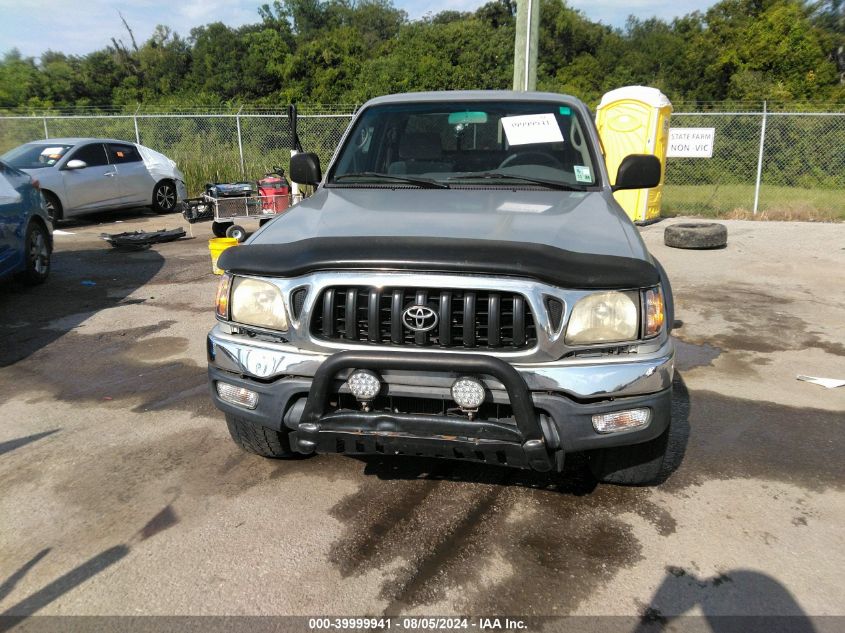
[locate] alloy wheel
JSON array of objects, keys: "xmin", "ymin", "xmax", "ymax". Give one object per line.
[
  {"xmin": 30, "ymin": 230, "xmax": 49, "ymax": 275},
  {"xmin": 156, "ymin": 184, "xmax": 176, "ymax": 210}
]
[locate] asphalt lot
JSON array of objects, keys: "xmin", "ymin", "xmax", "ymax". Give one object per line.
[{"xmin": 0, "ymin": 210, "xmax": 843, "ymax": 626}]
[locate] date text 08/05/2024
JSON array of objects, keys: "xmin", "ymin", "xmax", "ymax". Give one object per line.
[{"xmin": 307, "ymin": 617, "xmax": 528, "ymax": 630}]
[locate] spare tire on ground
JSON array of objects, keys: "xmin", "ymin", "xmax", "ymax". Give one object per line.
[{"xmin": 664, "ymin": 222, "xmax": 727, "ymax": 250}]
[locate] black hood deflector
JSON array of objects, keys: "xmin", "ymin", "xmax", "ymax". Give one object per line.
[{"xmin": 217, "ymin": 236, "xmax": 659, "ymax": 289}]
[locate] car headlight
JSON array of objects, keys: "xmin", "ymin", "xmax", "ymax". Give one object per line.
[
  {"xmin": 565, "ymin": 291, "xmax": 638, "ymax": 345},
  {"xmin": 229, "ymin": 277, "xmax": 288, "ymax": 331}
]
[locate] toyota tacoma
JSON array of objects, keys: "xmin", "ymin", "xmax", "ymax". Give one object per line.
[{"xmin": 209, "ymin": 91, "xmax": 675, "ymax": 485}]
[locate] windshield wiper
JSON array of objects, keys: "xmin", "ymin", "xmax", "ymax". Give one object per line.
[
  {"xmin": 333, "ymin": 172, "xmax": 449, "ymax": 189},
  {"xmin": 448, "ymin": 172, "xmax": 587, "ymax": 191}
]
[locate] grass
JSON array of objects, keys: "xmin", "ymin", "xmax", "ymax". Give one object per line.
[{"xmin": 662, "ymin": 184, "xmax": 845, "ymax": 221}]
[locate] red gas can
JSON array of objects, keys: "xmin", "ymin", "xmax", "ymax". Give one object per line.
[{"xmin": 258, "ymin": 172, "xmax": 290, "ymax": 214}]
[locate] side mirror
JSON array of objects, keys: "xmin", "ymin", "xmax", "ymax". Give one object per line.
[
  {"xmin": 612, "ymin": 154, "xmax": 661, "ymax": 191},
  {"xmin": 64, "ymin": 159, "xmax": 87, "ymax": 170},
  {"xmin": 290, "ymin": 152, "xmax": 321, "ymax": 186}
]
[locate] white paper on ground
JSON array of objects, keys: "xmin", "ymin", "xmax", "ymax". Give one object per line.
[
  {"xmin": 796, "ymin": 375, "xmax": 845, "ymax": 389},
  {"xmin": 501, "ymin": 113, "xmax": 564, "ymax": 146},
  {"xmin": 52, "ymin": 229, "xmax": 75, "ymax": 235}
]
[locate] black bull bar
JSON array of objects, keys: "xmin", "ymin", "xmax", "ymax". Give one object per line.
[{"xmin": 292, "ymin": 351, "xmax": 556, "ymax": 472}]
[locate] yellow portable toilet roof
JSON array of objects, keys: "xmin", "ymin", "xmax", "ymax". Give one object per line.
[{"xmin": 598, "ymin": 86, "xmax": 671, "ymax": 110}]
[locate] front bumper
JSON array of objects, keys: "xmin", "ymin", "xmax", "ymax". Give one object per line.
[
  {"xmin": 207, "ymin": 326, "xmax": 673, "ymax": 400},
  {"xmin": 208, "ymin": 328, "xmax": 674, "ymax": 471}
]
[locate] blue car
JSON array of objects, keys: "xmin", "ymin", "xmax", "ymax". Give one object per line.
[{"xmin": 0, "ymin": 159, "xmax": 52, "ymax": 285}]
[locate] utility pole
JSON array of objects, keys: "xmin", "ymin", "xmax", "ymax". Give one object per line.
[{"xmin": 512, "ymin": 0, "xmax": 539, "ymax": 91}]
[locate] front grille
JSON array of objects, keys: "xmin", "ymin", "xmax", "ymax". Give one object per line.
[
  {"xmin": 311, "ymin": 286, "xmax": 537, "ymax": 350},
  {"xmin": 291, "ymin": 287, "xmax": 307, "ymax": 319}
]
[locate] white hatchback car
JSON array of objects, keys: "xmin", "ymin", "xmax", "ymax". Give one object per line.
[{"xmin": 1, "ymin": 138, "xmax": 188, "ymax": 222}]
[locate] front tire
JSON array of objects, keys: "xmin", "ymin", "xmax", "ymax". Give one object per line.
[
  {"xmin": 588, "ymin": 425, "xmax": 670, "ymax": 486},
  {"xmin": 19, "ymin": 221, "xmax": 51, "ymax": 286},
  {"xmin": 225, "ymin": 414, "xmax": 296, "ymax": 458},
  {"xmin": 152, "ymin": 180, "xmax": 178, "ymax": 214}
]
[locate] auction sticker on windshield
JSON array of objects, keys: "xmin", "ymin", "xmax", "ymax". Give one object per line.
[
  {"xmin": 501, "ymin": 113, "xmax": 564, "ymax": 146},
  {"xmin": 574, "ymin": 165, "xmax": 592, "ymax": 182}
]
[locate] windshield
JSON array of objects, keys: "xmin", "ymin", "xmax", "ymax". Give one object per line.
[
  {"xmin": 2, "ymin": 143, "xmax": 73, "ymax": 169},
  {"xmin": 329, "ymin": 101, "xmax": 600, "ymax": 189}
]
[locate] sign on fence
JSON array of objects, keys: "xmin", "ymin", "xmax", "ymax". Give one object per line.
[{"xmin": 667, "ymin": 127, "xmax": 715, "ymax": 158}]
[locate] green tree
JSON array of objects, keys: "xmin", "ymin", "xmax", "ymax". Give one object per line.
[
  {"xmin": 0, "ymin": 50, "xmax": 41, "ymax": 108},
  {"xmin": 187, "ymin": 23, "xmax": 249, "ymax": 99},
  {"xmin": 1, "ymin": 0, "xmax": 844, "ymax": 110},
  {"xmin": 137, "ymin": 26, "xmax": 191, "ymax": 100}
]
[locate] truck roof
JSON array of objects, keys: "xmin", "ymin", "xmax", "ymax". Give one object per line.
[{"xmin": 362, "ymin": 90, "xmax": 585, "ymax": 108}]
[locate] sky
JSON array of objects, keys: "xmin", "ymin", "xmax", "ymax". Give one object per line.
[{"xmin": 0, "ymin": 0, "xmax": 719, "ymax": 59}]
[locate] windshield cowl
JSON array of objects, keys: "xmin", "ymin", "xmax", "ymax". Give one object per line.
[{"xmin": 334, "ymin": 172, "xmax": 449, "ymax": 189}]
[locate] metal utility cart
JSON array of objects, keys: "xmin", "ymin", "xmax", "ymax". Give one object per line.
[
  {"xmin": 181, "ymin": 174, "xmax": 291, "ymax": 242},
  {"xmin": 180, "ymin": 105, "xmax": 305, "ymax": 242}
]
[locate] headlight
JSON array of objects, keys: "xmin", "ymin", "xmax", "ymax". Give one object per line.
[
  {"xmin": 565, "ymin": 291, "xmax": 638, "ymax": 345},
  {"xmin": 230, "ymin": 277, "xmax": 289, "ymax": 331}
]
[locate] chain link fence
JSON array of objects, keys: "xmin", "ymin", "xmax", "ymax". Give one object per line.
[
  {"xmin": 0, "ymin": 108, "xmax": 355, "ymax": 195},
  {"xmin": 664, "ymin": 107, "xmax": 845, "ymax": 218},
  {"xmin": 0, "ymin": 104, "xmax": 842, "ymax": 217}
]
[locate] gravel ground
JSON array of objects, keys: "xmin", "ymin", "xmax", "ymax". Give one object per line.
[{"xmin": 0, "ymin": 211, "xmax": 842, "ymax": 629}]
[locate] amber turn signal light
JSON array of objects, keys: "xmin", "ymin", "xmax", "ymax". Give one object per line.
[
  {"xmin": 643, "ymin": 287, "xmax": 665, "ymax": 337},
  {"xmin": 215, "ymin": 273, "xmax": 232, "ymax": 319}
]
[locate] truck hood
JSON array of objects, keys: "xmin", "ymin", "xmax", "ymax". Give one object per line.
[{"xmin": 252, "ymin": 187, "xmax": 649, "ymax": 260}]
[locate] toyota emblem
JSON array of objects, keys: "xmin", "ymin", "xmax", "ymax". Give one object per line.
[{"xmin": 402, "ymin": 305, "xmax": 438, "ymax": 332}]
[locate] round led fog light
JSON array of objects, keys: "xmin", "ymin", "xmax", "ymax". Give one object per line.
[
  {"xmin": 347, "ymin": 369, "xmax": 381, "ymax": 401},
  {"xmin": 451, "ymin": 376, "xmax": 485, "ymax": 410}
]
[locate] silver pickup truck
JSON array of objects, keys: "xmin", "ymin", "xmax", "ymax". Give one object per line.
[{"xmin": 208, "ymin": 91, "xmax": 675, "ymax": 485}]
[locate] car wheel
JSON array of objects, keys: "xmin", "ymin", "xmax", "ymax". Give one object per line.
[
  {"xmin": 211, "ymin": 221, "xmax": 231, "ymax": 238},
  {"xmin": 225, "ymin": 414, "xmax": 297, "ymax": 458},
  {"xmin": 152, "ymin": 181, "xmax": 178, "ymax": 214},
  {"xmin": 588, "ymin": 424, "xmax": 671, "ymax": 486},
  {"xmin": 225, "ymin": 224, "xmax": 247, "ymax": 242},
  {"xmin": 664, "ymin": 222, "xmax": 727, "ymax": 249},
  {"xmin": 19, "ymin": 222, "xmax": 51, "ymax": 286},
  {"xmin": 42, "ymin": 191, "xmax": 61, "ymax": 224}
]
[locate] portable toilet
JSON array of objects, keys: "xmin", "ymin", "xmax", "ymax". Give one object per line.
[{"xmin": 596, "ymin": 86, "xmax": 672, "ymax": 223}]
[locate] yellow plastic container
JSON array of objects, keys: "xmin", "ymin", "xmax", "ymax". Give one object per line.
[
  {"xmin": 596, "ymin": 86, "xmax": 672, "ymax": 223},
  {"xmin": 208, "ymin": 238, "xmax": 239, "ymax": 275}
]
